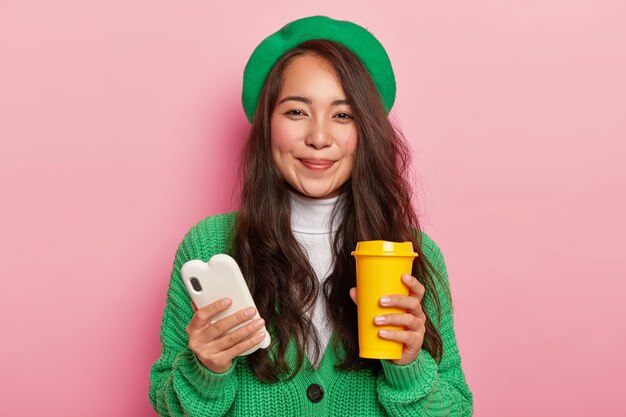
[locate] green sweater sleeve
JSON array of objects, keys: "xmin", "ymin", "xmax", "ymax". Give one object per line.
[
  {"xmin": 376, "ymin": 235, "xmax": 474, "ymax": 416},
  {"xmin": 149, "ymin": 219, "xmax": 239, "ymax": 417}
]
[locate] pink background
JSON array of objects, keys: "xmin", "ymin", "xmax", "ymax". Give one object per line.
[{"xmin": 1, "ymin": 1, "xmax": 624, "ymax": 416}]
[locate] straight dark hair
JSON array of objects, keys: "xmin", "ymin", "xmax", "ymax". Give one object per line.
[{"xmin": 233, "ymin": 40, "xmax": 450, "ymax": 382}]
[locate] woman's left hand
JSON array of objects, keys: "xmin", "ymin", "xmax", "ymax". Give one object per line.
[{"xmin": 349, "ymin": 273, "xmax": 426, "ymax": 365}]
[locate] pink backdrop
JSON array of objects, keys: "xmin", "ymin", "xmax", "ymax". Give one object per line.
[{"xmin": 1, "ymin": 1, "xmax": 625, "ymax": 416}]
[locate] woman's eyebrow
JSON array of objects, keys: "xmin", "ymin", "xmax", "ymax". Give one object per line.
[
  {"xmin": 278, "ymin": 96, "xmax": 311, "ymax": 105},
  {"xmin": 277, "ymin": 96, "xmax": 351, "ymax": 106}
]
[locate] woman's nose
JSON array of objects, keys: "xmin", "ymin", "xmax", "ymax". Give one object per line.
[{"xmin": 304, "ymin": 120, "xmax": 332, "ymax": 149}]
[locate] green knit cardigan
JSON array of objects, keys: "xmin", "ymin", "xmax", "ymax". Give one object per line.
[{"xmin": 149, "ymin": 212, "xmax": 473, "ymax": 416}]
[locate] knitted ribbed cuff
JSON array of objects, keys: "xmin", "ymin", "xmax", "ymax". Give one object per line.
[
  {"xmin": 174, "ymin": 348, "xmax": 238, "ymax": 395},
  {"xmin": 381, "ymin": 349, "xmax": 438, "ymax": 394}
]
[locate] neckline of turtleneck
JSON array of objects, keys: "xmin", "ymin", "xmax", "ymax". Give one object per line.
[{"xmin": 289, "ymin": 191, "xmax": 341, "ymax": 234}]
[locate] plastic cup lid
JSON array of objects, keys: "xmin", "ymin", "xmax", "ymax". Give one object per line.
[{"xmin": 351, "ymin": 240, "xmax": 418, "ymax": 257}]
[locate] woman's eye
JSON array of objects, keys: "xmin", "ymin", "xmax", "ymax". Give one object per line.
[
  {"xmin": 335, "ymin": 112, "xmax": 353, "ymax": 120},
  {"xmin": 285, "ymin": 109, "xmax": 306, "ymax": 117}
]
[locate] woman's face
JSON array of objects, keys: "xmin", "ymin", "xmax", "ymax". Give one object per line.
[{"xmin": 270, "ymin": 54, "xmax": 358, "ymax": 199}]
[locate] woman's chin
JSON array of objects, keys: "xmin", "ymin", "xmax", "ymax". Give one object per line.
[{"xmin": 295, "ymin": 185, "xmax": 342, "ymax": 200}]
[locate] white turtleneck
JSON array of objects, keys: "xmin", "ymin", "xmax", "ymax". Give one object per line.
[{"xmin": 289, "ymin": 191, "xmax": 341, "ymax": 365}]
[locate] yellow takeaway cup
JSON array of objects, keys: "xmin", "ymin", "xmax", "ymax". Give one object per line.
[{"xmin": 351, "ymin": 240, "xmax": 418, "ymax": 359}]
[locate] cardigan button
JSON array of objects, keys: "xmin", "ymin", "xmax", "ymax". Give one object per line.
[{"xmin": 306, "ymin": 383, "xmax": 324, "ymax": 403}]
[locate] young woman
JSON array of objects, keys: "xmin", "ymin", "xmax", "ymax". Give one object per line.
[{"xmin": 150, "ymin": 16, "xmax": 473, "ymax": 416}]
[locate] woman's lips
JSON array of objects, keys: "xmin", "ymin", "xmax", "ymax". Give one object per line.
[{"xmin": 299, "ymin": 158, "xmax": 335, "ymax": 170}]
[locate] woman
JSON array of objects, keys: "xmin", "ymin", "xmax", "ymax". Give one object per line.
[{"xmin": 150, "ymin": 16, "xmax": 473, "ymax": 416}]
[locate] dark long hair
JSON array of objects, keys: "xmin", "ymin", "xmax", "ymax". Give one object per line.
[{"xmin": 233, "ymin": 40, "xmax": 450, "ymax": 382}]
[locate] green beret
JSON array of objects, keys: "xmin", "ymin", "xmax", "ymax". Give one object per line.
[{"xmin": 241, "ymin": 15, "xmax": 396, "ymax": 122}]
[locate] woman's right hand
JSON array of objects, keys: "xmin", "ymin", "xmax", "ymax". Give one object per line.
[{"xmin": 186, "ymin": 297, "xmax": 266, "ymax": 373}]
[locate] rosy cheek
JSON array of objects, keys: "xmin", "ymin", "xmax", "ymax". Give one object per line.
[
  {"xmin": 341, "ymin": 128, "xmax": 358, "ymax": 155},
  {"xmin": 270, "ymin": 117, "xmax": 297, "ymax": 151}
]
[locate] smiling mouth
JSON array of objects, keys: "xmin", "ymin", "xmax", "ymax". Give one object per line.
[{"xmin": 299, "ymin": 158, "xmax": 335, "ymax": 170}]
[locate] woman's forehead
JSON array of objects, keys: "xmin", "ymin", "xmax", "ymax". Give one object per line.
[{"xmin": 278, "ymin": 55, "xmax": 347, "ymax": 103}]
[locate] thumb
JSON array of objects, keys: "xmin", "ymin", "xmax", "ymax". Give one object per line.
[{"xmin": 349, "ymin": 287, "xmax": 357, "ymax": 305}]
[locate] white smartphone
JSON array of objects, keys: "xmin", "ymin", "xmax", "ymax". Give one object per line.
[{"xmin": 180, "ymin": 254, "xmax": 271, "ymax": 356}]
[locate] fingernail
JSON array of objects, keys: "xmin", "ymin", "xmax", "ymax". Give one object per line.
[
  {"xmin": 380, "ymin": 296, "xmax": 391, "ymax": 306},
  {"xmin": 256, "ymin": 318, "xmax": 265, "ymax": 327},
  {"xmin": 254, "ymin": 332, "xmax": 265, "ymax": 341},
  {"xmin": 374, "ymin": 316, "xmax": 386, "ymax": 324},
  {"xmin": 402, "ymin": 274, "xmax": 411, "ymax": 283},
  {"xmin": 245, "ymin": 307, "xmax": 256, "ymax": 317},
  {"xmin": 222, "ymin": 298, "xmax": 232, "ymax": 307},
  {"xmin": 379, "ymin": 330, "xmax": 390, "ymax": 337}
]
